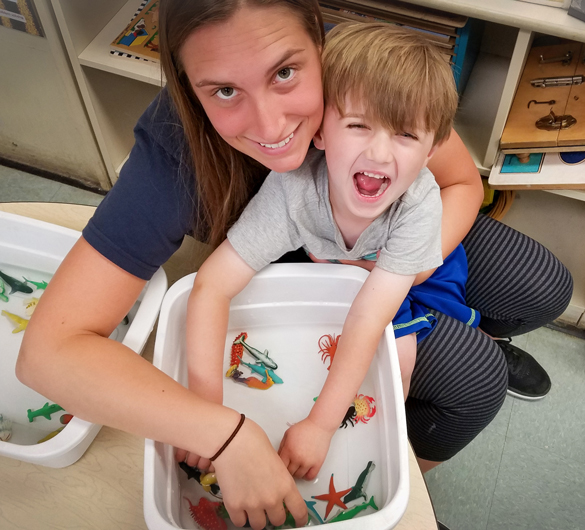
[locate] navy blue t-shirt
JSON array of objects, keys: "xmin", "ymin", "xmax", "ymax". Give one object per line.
[{"xmin": 83, "ymin": 89, "xmax": 197, "ymax": 280}]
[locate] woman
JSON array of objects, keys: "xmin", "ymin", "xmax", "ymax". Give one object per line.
[{"xmin": 17, "ymin": 0, "xmax": 572, "ymax": 528}]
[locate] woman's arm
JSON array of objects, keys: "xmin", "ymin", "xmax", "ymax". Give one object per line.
[
  {"xmin": 17, "ymin": 238, "xmax": 306, "ymax": 530},
  {"xmin": 424, "ymin": 129, "xmax": 484, "ymax": 277}
]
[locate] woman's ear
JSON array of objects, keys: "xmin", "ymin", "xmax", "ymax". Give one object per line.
[{"xmin": 313, "ymin": 127, "xmax": 325, "ymax": 150}]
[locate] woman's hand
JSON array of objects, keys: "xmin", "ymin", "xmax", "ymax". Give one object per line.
[
  {"xmin": 308, "ymin": 252, "xmax": 377, "ymax": 272},
  {"xmin": 175, "ymin": 447, "xmax": 213, "ymax": 472},
  {"xmin": 213, "ymin": 418, "xmax": 308, "ymax": 530},
  {"xmin": 278, "ymin": 417, "xmax": 335, "ymax": 481}
]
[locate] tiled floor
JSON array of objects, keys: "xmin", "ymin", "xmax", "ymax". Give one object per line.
[{"xmin": 2, "ymin": 165, "xmax": 585, "ymax": 530}]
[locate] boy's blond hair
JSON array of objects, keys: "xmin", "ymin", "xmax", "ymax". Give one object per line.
[{"xmin": 322, "ymin": 22, "xmax": 458, "ymax": 146}]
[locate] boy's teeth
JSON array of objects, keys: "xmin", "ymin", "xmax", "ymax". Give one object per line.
[
  {"xmin": 363, "ymin": 172, "xmax": 385, "ymax": 179},
  {"xmin": 260, "ymin": 132, "xmax": 294, "ymax": 149}
]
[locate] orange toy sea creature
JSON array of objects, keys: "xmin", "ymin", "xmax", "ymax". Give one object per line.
[
  {"xmin": 353, "ymin": 394, "xmax": 377, "ymax": 424},
  {"xmin": 226, "ymin": 332, "xmax": 247, "ymax": 377},
  {"xmin": 184, "ymin": 496, "xmax": 227, "ymax": 530},
  {"xmin": 318, "ymin": 333, "xmax": 341, "ymax": 370}
]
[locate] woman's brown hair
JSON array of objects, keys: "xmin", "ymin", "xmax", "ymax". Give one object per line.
[{"xmin": 159, "ymin": 0, "xmax": 324, "ymax": 248}]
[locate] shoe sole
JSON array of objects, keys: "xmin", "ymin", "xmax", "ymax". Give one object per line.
[{"xmin": 506, "ymin": 388, "xmax": 549, "ymax": 401}]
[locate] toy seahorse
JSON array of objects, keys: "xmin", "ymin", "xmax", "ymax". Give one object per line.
[
  {"xmin": 0, "ymin": 271, "xmax": 33, "ymax": 294},
  {"xmin": 232, "ymin": 333, "xmax": 278, "ymax": 369},
  {"xmin": 2, "ymin": 310, "xmax": 29, "ymax": 333},
  {"xmin": 24, "ymin": 278, "xmax": 48, "ymax": 290},
  {"xmin": 226, "ymin": 332, "xmax": 246, "ymax": 377}
]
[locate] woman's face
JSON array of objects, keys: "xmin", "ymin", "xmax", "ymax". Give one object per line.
[{"xmin": 181, "ymin": 6, "xmax": 324, "ymax": 173}]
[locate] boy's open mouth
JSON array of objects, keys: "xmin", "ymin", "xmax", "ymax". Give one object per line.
[{"xmin": 354, "ymin": 172, "xmax": 389, "ymax": 198}]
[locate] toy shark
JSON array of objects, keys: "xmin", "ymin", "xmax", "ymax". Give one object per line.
[
  {"xmin": 0, "ymin": 271, "xmax": 33, "ymax": 294},
  {"xmin": 1, "ymin": 310, "xmax": 29, "ymax": 333},
  {"xmin": 232, "ymin": 334, "xmax": 278, "ymax": 369},
  {"xmin": 27, "ymin": 402, "xmax": 64, "ymax": 422}
]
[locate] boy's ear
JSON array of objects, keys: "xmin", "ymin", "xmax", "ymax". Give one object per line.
[
  {"xmin": 313, "ymin": 127, "xmax": 325, "ymax": 150},
  {"xmin": 423, "ymin": 142, "xmax": 441, "ymax": 167}
]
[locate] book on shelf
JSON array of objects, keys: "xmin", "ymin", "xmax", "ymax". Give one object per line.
[{"xmin": 111, "ymin": 0, "xmax": 160, "ymax": 62}]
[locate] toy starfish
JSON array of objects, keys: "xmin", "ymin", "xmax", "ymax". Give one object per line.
[{"xmin": 312, "ymin": 474, "xmax": 352, "ymax": 520}]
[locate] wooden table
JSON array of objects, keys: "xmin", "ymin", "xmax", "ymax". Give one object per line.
[{"xmin": 0, "ymin": 202, "xmax": 438, "ymax": 530}]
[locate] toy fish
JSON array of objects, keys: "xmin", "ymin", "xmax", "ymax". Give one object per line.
[
  {"xmin": 343, "ymin": 461, "xmax": 375, "ymax": 504},
  {"xmin": 24, "ymin": 278, "xmax": 48, "ymax": 290},
  {"xmin": 0, "ymin": 414, "xmax": 13, "ymax": 442},
  {"xmin": 184, "ymin": 496, "xmax": 227, "ymax": 530},
  {"xmin": 23, "ymin": 297, "xmax": 40, "ymax": 316},
  {"xmin": 2, "ymin": 310, "xmax": 29, "ymax": 333},
  {"xmin": 232, "ymin": 333, "xmax": 278, "ymax": 369},
  {"xmin": 37, "ymin": 427, "xmax": 64, "ymax": 444},
  {"xmin": 27, "ymin": 402, "xmax": 64, "ymax": 422},
  {"xmin": 0, "ymin": 271, "xmax": 33, "ymax": 294},
  {"xmin": 327, "ymin": 496, "xmax": 378, "ymax": 523},
  {"xmin": 305, "ymin": 500, "xmax": 324, "ymax": 525},
  {"xmin": 238, "ymin": 357, "xmax": 283, "ymax": 384},
  {"xmin": 0, "ymin": 278, "xmax": 8, "ymax": 303}
]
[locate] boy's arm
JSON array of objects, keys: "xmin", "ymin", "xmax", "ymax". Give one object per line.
[
  {"xmin": 279, "ymin": 267, "xmax": 415, "ymax": 479},
  {"xmin": 186, "ymin": 240, "xmax": 257, "ymax": 404}
]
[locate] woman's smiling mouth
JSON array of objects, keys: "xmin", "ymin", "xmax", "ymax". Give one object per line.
[{"xmin": 259, "ymin": 131, "xmax": 294, "ymax": 149}]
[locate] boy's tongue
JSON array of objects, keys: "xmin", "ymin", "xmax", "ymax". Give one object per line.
[{"xmin": 355, "ymin": 172, "xmax": 386, "ymax": 197}]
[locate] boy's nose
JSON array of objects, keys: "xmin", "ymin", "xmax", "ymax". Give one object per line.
[{"xmin": 365, "ymin": 131, "xmax": 394, "ymax": 164}]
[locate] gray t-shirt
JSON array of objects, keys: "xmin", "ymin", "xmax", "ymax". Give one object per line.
[{"xmin": 228, "ymin": 149, "xmax": 443, "ymax": 275}]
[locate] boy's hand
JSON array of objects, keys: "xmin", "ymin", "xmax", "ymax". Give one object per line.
[{"xmin": 278, "ymin": 417, "xmax": 336, "ymax": 480}]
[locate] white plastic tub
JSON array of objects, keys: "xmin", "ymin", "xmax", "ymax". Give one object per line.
[
  {"xmin": 0, "ymin": 211, "xmax": 167, "ymax": 467},
  {"xmin": 145, "ymin": 264, "xmax": 409, "ymax": 529}
]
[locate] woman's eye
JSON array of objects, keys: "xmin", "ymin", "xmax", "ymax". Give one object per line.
[
  {"xmin": 215, "ymin": 87, "xmax": 238, "ymax": 100},
  {"xmin": 275, "ymin": 67, "xmax": 295, "ymax": 82}
]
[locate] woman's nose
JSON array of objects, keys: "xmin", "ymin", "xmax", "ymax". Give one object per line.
[{"xmin": 251, "ymin": 95, "xmax": 287, "ymax": 142}]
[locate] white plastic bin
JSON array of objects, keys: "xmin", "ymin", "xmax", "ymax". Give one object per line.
[
  {"xmin": 0, "ymin": 211, "xmax": 167, "ymax": 467},
  {"xmin": 144, "ymin": 264, "xmax": 409, "ymax": 529}
]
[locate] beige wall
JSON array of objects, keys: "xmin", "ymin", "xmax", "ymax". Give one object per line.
[
  {"xmin": 0, "ymin": 0, "xmax": 109, "ymax": 188},
  {"xmin": 503, "ymin": 190, "xmax": 585, "ymax": 327}
]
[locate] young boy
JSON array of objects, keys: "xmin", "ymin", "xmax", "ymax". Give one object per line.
[{"xmin": 186, "ymin": 22, "xmax": 459, "ymax": 479}]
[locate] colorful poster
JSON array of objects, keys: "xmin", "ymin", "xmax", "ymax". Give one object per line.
[{"xmin": 0, "ymin": 0, "xmax": 44, "ymax": 37}]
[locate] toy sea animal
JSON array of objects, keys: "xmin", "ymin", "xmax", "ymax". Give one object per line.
[
  {"xmin": 179, "ymin": 462, "xmax": 222, "ymax": 497},
  {"xmin": 0, "ymin": 414, "xmax": 13, "ymax": 442},
  {"xmin": 0, "ymin": 271, "xmax": 33, "ymax": 294},
  {"xmin": 353, "ymin": 394, "xmax": 377, "ymax": 424},
  {"xmin": 184, "ymin": 496, "xmax": 227, "ymax": 530},
  {"xmin": 304, "ymin": 500, "xmax": 324, "ymax": 525},
  {"xmin": 231, "ymin": 368, "xmax": 275, "ymax": 390},
  {"xmin": 327, "ymin": 496, "xmax": 378, "ymax": 523},
  {"xmin": 238, "ymin": 357, "xmax": 283, "ymax": 384},
  {"xmin": 226, "ymin": 332, "xmax": 246, "ymax": 376},
  {"xmin": 24, "ymin": 278, "xmax": 48, "ymax": 290},
  {"xmin": 343, "ymin": 461, "xmax": 375, "ymax": 504},
  {"xmin": 2, "ymin": 310, "xmax": 29, "ymax": 333},
  {"xmin": 27, "ymin": 402, "xmax": 64, "ymax": 422},
  {"xmin": 312, "ymin": 474, "xmax": 352, "ymax": 520},
  {"xmin": 318, "ymin": 333, "xmax": 340, "ymax": 370},
  {"xmin": 37, "ymin": 427, "xmax": 64, "ymax": 444},
  {"xmin": 0, "ymin": 278, "xmax": 8, "ymax": 302},
  {"xmin": 23, "ymin": 297, "xmax": 40, "ymax": 316},
  {"xmin": 232, "ymin": 332, "xmax": 278, "ymax": 369}
]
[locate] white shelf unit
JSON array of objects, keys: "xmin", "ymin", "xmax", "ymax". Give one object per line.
[
  {"xmin": 51, "ymin": 0, "xmax": 585, "ymax": 191},
  {"xmin": 52, "ymin": 0, "xmax": 163, "ymax": 187}
]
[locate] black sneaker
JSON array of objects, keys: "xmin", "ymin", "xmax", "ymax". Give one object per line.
[{"xmin": 496, "ymin": 338, "xmax": 551, "ymax": 400}]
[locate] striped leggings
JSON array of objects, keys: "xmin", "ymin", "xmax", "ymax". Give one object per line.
[{"xmin": 407, "ymin": 214, "xmax": 573, "ymax": 461}]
